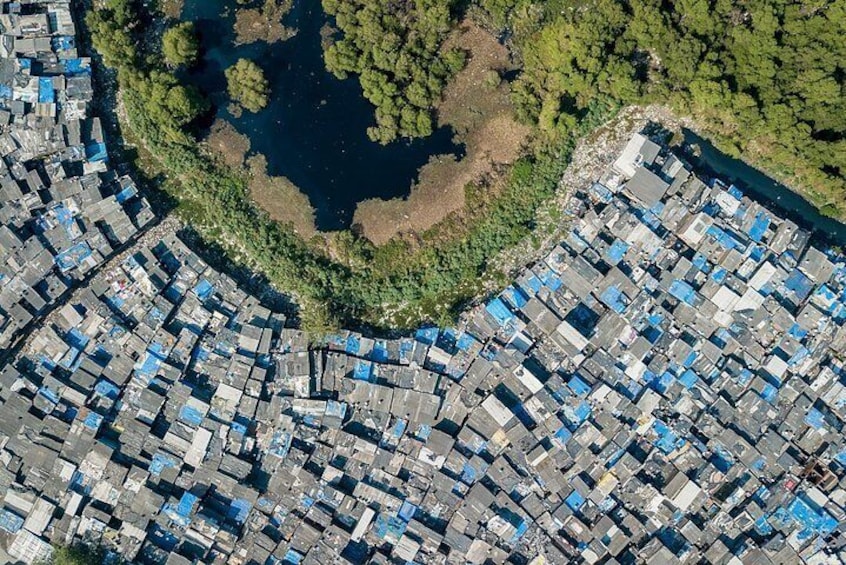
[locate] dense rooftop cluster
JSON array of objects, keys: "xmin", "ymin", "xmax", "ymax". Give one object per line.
[
  {"xmin": 1, "ymin": 2, "xmax": 846, "ymax": 565},
  {"xmin": 0, "ymin": 0, "xmax": 153, "ymax": 352},
  {"xmin": 2, "ymin": 122, "xmax": 846, "ymax": 564}
]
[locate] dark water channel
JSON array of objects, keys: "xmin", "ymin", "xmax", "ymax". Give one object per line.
[
  {"xmin": 681, "ymin": 129, "xmax": 846, "ymax": 247},
  {"xmin": 182, "ymin": 0, "xmax": 463, "ymax": 230}
]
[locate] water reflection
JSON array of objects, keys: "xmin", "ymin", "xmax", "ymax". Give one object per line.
[{"xmin": 183, "ymin": 0, "xmax": 464, "ymax": 230}]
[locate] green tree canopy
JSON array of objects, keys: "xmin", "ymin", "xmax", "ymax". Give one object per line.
[
  {"xmin": 86, "ymin": 7, "xmax": 137, "ymax": 69},
  {"xmin": 162, "ymin": 21, "xmax": 200, "ymax": 67},
  {"xmin": 322, "ymin": 0, "xmax": 465, "ymax": 143},
  {"xmin": 225, "ymin": 58, "xmax": 270, "ymax": 113},
  {"xmin": 48, "ymin": 543, "xmax": 106, "ymax": 565}
]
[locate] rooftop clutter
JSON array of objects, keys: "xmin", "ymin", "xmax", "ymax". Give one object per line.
[
  {"xmin": 0, "ymin": 3, "xmax": 845, "ymax": 560},
  {"xmin": 0, "ymin": 0, "xmax": 154, "ymax": 353},
  {"xmin": 2, "ymin": 123, "xmax": 846, "ymax": 563}
]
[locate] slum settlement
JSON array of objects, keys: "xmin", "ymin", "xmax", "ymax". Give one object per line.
[
  {"xmin": 0, "ymin": 0, "xmax": 153, "ymax": 353},
  {"xmin": 2, "ymin": 108, "xmax": 846, "ymax": 564},
  {"xmin": 1, "ymin": 2, "xmax": 846, "ymax": 563}
]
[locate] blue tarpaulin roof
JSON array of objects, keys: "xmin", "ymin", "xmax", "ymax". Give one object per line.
[
  {"xmin": 485, "ymin": 298, "xmax": 514, "ymax": 327},
  {"xmin": 638, "ymin": 208, "xmax": 662, "ymax": 230},
  {"xmin": 567, "ymin": 230, "xmax": 590, "ymax": 253},
  {"xmin": 784, "ymin": 269, "xmax": 813, "ymax": 301},
  {"xmin": 398, "ymin": 501, "xmax": 417, "ymax": 522},
  {"xmin": 511, "ymin": 518, "xmax": 530, "ymax": 542},
  {"xmin": 83, "ymin": 411, "xmax": 103, "ymax": 431},
  {"xmin": 115, "ymin": 183, "xmax": 137, "ymax": 204},
  {"xmin": 706, "ymin": 225, "xmax": 742, "ymax": 250},
  {"xmin": 606, "ymin": 239, "xmax": 629, "ymax": 265},
  {"xmin": 415, "ymin": 327, "xmax": 438, "ymax": 345},
  {"xmin": 38, "ymin": 77, "xmax": 54, "ymax": 103},
  {"xmin": 374, "ymin": 513, "xmax": 407, "ymax": 540},
  {"xmin": 65, "ymin": 328, "xmax": 89, "ymax": 351},
  {"xmin": 554, "ymin": 426, "xmax": 572, "ymax": 445},
  {"xmin": 136, "ymin": 349, "xmax": 163, "ymax": 379},
  {"xmin": 162, "ymin": 492, "xmax": 197, "ymax": 527},
  {"xmin": 456, "ymin": 332, "xmax": 478, "ymax": 352},
  {"xmin": 728, "ymin": 185, "xmax": 743, "ymax": 199},
  {"xmin": 760, "ymin": 383, "xmax": 778, "ymax": 403},
  {"xmin": 692, "ymin": 253, "xmax": 710, "ymax": 272},
  {"xmin": 345, "ymin": 334, "xmax": 360, "ymax": 354},
  {"xmin": 176, "ymin": 492, "xmax": 198, "ymax": 518},
  {"xmin": 787, "ymin": 494, "xmax": 838, "ymax": 536},
  {"xmin": 590, "ymin": 182, "xmax": 613, "ymax": 202},
  {"xmin": 0, "ymin": 509, "xmax": 24, "ymax": 533},
  {"xmin": 179, "ymin": 404, "xmax": 204, "ymax": 426},
  {"xmin": 682, "ymin": 350, "xmax": 697, "ymax": 368},
  {"xmin": 85, "ymin": 142, "xmax": 108, "ymax": 163},
  {"xmin": 748, "ymin": 213, "xmax": 770, "ymax": 242},
  {"xmin": 539, "ymin": 267, "xmax": 563, "ymax": 290},
  {"xmin": 94, "ymin": 379, "xmax": 120, "ymax": 400},
  {"xmin": 388, "ymin": 419, "xmax": 406, "ymax": 439},
  {"xmin": 567, "ymin": 375, "xmax": 592, "ymax": 397},
  {"xmin": 150, "ymin": 453, "xmax": 178, "ymax": 476},
  {"xmin": 193, "ymin": 279, "xmax": 214, "ymax": 300},
  {"xmin": 353, "ymin": 360, "xmax": 372, "ymax": 381},
  {"xmin": 437, "ymin": 328, "xmax": 458, "ymax": 353},
  {"xmin": 651, "ymin": 371, "xmax": 674, "ymax": 394},
  {"xmin": 148, "ymin": 524, "xmax": 178, "ymax": 551},
  {"xmin": 788, "ymin": 323, "xmax": 808, "ymax": 340},
  {"xmin": 399, "ymin": 339, "xmax": 414, "ymax": 362},
  {"xmin": 653, "ymin": 420, "xmax": 685, "ymax": 454},
  {"xmin": 678, "ymin": 369, "xmax": 698, "ymax": 389},
  {"xmin": 789, "ymin": 346, "xmax": 810, "ymax": 367},
  {"xmin": 268, "ymin": 431, "xmax": 292, "ymax": 458},
  {"xmin": 600, "ymin": 285, "xmax": 627, "ymax": 313},
  {"xmin": 370, "ymin": 340, "xmax": 388, "ymax": 362},
  {"xmin": 283, "ymin": 549, "xmax": 304, "ymax": 564},
  {"xmin": 619, "ymin": 377, "xmax": 643, "ymax": 400},
  {"xmin": 63, "ymin": 56, "xmax": 90, "ymax": 73},
  {"xmin": 52, "ymin": 36, "xmax": 74, "ymax": 51},
  {"xmin": 227, "ymin": 498, "xmax": 251, "ymax": 524},
  {"xmin": 805, "ymin": 407, "xmax": 825, "ymax": 429},
  {"xmin": 326, "ymin": 400, "xmax": 347, "ymax": 419},
  {"xmin": 523, "ymin": 274, "xmax": 543, "ymax": 294},
  {"xmin": 563, "ymin": 401, "xmax": 591, "ymax": 428},
  {"xmin": 669, "ymin": 280, "xmax": 697, "ymax": 305},
  {"xmin": 565, "ymin": 490, "xmax": 585, "ymax": 511},
  {"xmin": 502, "ymin": 285, "xmax": 529, "ymax": 309},
  {"xmin": 711, "ymin": 444, "xmax": 735, "ymax": 473}
]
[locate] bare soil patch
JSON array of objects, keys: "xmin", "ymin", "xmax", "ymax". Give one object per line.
[
  {"xmin": 207, "ymin": 119, "xmax": 251, "ymax": 168},
  {"xmin": 246, "ymin": 154, "xmax": 316, "ymax": 239},
  {"xmin": 160, "ymin": 0, "xmax": 184, "ymax": 19},
  {"xmin": 234, "ymin": 0, "xmax": 296, "ymax": 45},
  {"xmin": 205, "ymin": 119, "xmax": 317, "ymax": 238},
  {"xmin": 353, "ymin": 21, "xmax": 531, "ymax": 245}
]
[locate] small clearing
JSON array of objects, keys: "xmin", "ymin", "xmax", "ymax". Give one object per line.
[
  {"xmin": 161, "ymin": 0, "xmax": 184, "ymax": 18},
  {"xmin": 247, "ymin": 154, "xmax": 316, "ymax": 239},
  {"xmin": 207, "ymin": 119, "xmax": 251, "ymax": 169},
  {"xmin": 206, "ymin": 119, "xmax": 317, "ymax": 238},
  {"xmin": 234, "ymin": 0, "xmax": 296, "ymax": 45}
]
